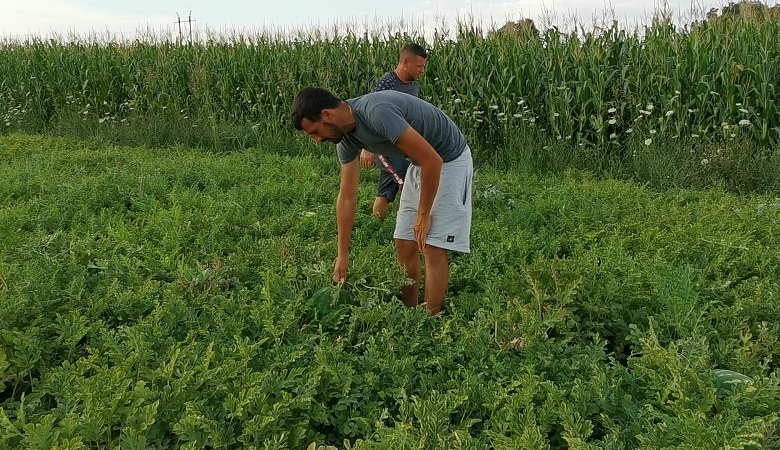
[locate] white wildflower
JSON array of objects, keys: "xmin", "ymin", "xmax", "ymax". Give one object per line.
[
  {"xmin": 645, "ymin": 138, "xmax": 652, "ymax": 146},
  {"xmin": 610, "ymin": 133, "xmax": 617, "ymax": 139},
  {"xmin": 608, "ymin": 107, "xmax": 617, "ymax": 114},
  {"xmin": 701, "ymin": 158, "xmax": 709, "ymax": 165},
  {"xmin": 650, "ymin": 129, "xmax": 656, "ymax": 134},
  {"xmin": 739, "ymin": 119, "xmax": 751, "ymax": 126},
  {"xmin": 666, "ymin": 110, "xmax": 674, "ymax": 117},
  {"xmin": 626, "ymin": 128, "xmax": 633, "ymax": 133},
  {"xmin": 608, "ymin": 119, "xmax": 616, "ymax": 125},
  {"xmin": 739, "ymin": 108, "xmax": 748, "ymax": 114}
]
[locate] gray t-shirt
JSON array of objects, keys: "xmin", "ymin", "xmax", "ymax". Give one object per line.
[
  {"xmin": 336, "ymin": 90, "xmax": 467, "ymax": 165},
  {"xmin": 371, "ymin": 71, "xmax": 420, "ymax": 97}
]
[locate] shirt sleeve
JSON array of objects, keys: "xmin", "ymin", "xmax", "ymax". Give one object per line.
[
  {"xmin": 365, "ymin": 101, "xmax": 410, "ymax": 144},
  {"xmin": 371, "ymin": 80, "xmax": 385, "ymax": 92},
  {"xmin": 337, "ymin": 139, "xmax": 362, "ymax": 165}
]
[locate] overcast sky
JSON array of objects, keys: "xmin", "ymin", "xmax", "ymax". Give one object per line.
[{"xmin": 1, "ymin": 0, "xmax": 727, "ymax": 40}]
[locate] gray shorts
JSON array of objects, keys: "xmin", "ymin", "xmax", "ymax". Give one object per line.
[{"xmin": 393, "ymin": 145, "xmax": 473, "ymax": 253}]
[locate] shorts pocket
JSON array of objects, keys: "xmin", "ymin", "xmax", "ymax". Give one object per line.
[{"xmin": 462, "ymin": 170, "xmax": 472, "ymax": 206}]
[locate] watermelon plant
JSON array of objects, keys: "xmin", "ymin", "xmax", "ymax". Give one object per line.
[{"xmin": 0, "ymin": 133, "xmax": 778, "ymax": 448}]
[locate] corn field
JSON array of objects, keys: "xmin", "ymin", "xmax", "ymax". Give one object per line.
[{"xmin": 1, "ymin": 5, "xmax": 779, "ymax": 158}]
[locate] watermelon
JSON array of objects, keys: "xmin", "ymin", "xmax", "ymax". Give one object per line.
[
  {"xmin": 711, "ymin": 368, "xmax": 754, "ymax": 393},
  {"xmin": 310, "ymin": 286, "xmax": 355, "ymax": 317}
]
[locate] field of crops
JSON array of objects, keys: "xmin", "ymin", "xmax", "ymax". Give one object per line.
[
  {"xmin": 2, "ymin": 7, "xmax": 780, "ymax": 192},
  {"xmin": 0, "ymin": 133, "xmax": 778, "ymax": 448},
  {"xmin": 2, "ymin": 2, "xmax": 780, "ymax": 448}
]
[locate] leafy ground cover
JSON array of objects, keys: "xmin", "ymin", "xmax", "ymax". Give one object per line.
[{"xmin": 0, "ymin": 133, "xmax": 778, "ymax": 449}]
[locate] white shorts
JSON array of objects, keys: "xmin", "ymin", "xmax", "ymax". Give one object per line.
[{"xmin": 393, "ymin": 145, "xmax": 473, "ymax": 253}]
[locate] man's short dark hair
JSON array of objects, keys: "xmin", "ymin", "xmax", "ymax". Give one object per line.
[
  {"xmin": 401, "ymin": 43, "xmax": 427, "ymax": 60},
  {"xmin": 291, "ymin": 87, "xmax": 342, "ymax": 130}
]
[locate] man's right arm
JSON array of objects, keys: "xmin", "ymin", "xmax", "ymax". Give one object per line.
[{"xmin": 334, "ymin": 158, "xmax": 359, "ymax": 283}]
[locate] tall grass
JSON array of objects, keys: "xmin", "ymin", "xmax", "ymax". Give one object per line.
[{"xmin": 1, "ymin": 2, "xmax": 780, "ymax": 192}]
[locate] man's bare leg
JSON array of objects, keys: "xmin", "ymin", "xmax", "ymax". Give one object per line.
[
  {"xmin": 422, "ymin": 245, "xmax": 449, "ymax": 315},
  {"xmin": 395, "ymin": 238, "xmax": 420, "ymax": 308},
  {"xmin": 372, "ymin": 196, "xmax": 390, "ymax": 220}
]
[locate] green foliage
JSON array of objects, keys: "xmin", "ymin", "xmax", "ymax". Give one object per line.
[
  {"xmin": 2, "ymin": 9, "xmax": 780, "ymax": 193},
  {"xmin": 0, "ymin": 133, "xmax": 778, "ymax": 448}
]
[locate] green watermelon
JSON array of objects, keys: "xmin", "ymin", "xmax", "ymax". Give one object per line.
[
  {"xmin": 711, "ymin": 368, "xmax": 754, "ymax": 393},
  {"xmin": 310, "ymin": 286, "xmax": 355, "ymax": 316}
]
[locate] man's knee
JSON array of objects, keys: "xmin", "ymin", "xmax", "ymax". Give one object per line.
[
  {"xmin": 373, "ymin": 196, "xmax": 390, "ymax": 218},
  {"xmin": 422, "ymin": 244, "xmax": 449, "ymax": 265},
  {"xmin": 395, "ymin": 238, "xmax": 418, "ymax": 258}
]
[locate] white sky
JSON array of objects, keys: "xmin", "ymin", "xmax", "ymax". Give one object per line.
[{"xmin": 0, "ymin": 0, "xmax": 729, "ymax": 40}]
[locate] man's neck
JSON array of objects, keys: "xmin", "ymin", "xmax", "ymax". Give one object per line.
[
  {"xmin": 343, "ymin": 102, "xmax": 357, "ymax": 132},
  {"xmin": 394, "ymin": 67, "xmax": 411, "ymax": 84}
]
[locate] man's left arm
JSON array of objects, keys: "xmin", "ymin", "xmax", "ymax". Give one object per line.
[{"xmin": 395, "ymin": 128, "xmax": 442, "ymax": 250}]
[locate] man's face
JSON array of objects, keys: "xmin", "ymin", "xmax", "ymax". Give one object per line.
[
  {"xmin": 300, "ymin": 116, "xmax": 344, "ymax": 144},
  {"xmin": 403, "ymin": 55, "xmax": 426, "ymax": 81}
]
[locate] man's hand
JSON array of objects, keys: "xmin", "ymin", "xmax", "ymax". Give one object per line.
[
  {"xmin": 333, "ymin": 255, "xmax": 348, "ymax": 284},
  {"xmin": 360, "ymin": 149, "xmax": 374, "ymax": 171},
  {"xmin": 413, "ymin": 212, "xmax": 431, "ymax": 251}
]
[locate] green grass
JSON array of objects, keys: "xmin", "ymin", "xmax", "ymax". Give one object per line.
[{"xmin": 1, "ymin": 133, "xmax": 778, "ymax": 448}]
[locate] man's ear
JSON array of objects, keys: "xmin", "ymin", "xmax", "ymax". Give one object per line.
[{"xmin": 321, "ymin": 109, "xmax": 333, "ymax": 121}]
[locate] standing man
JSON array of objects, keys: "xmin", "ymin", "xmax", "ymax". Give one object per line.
[
  {"xmin": 360, "ymin": 43, "xmax": 428, "ymax": 220},
  {"xmin": 291, "ymin": 87, "xmax": 474, "ymax": 315}
]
